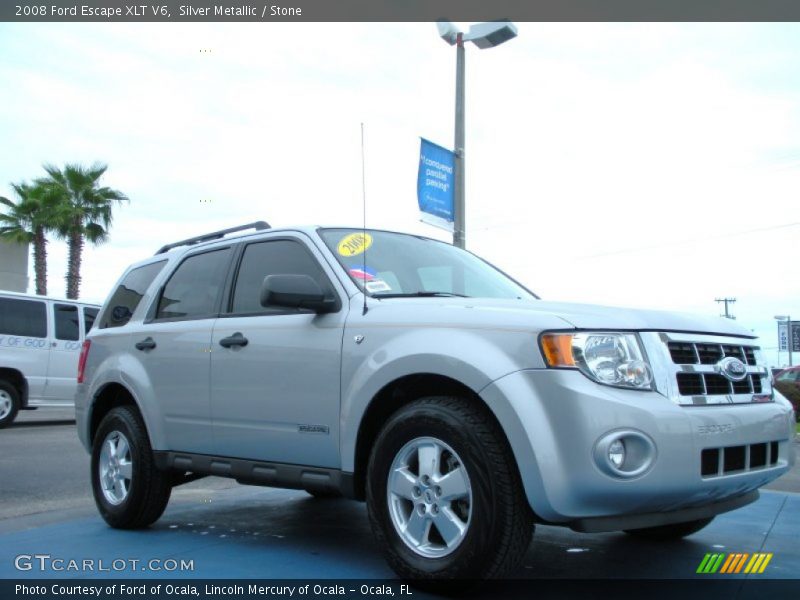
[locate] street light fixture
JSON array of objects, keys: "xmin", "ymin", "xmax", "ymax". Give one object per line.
[
  {"xmin": 437, "ymin": 20, "xmax": 518, "ymax": 249},
  {"xmin": 775, "ymin": 315, "xmax": 792, "ymax": 367}
]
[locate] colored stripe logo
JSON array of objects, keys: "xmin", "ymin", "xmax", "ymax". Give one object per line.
[{"xmin": 696, "ymin": 552, "xmax": 773, "ymax": 574}]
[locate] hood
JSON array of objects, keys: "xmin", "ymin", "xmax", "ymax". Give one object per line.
[{"xmin": 371, "ymin": 297, "xmax": 755, "ymax": 338}]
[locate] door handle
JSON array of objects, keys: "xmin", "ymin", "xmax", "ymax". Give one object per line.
[
  {"xmin": 135, "ymin": 337, "xmax": 156, "ymax": 351},
  {"xmin": 219, "ymin": 332, "xmax": 249, "ymax": 348}
]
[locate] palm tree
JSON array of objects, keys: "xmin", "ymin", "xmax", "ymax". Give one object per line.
[
  {"xmin": 43, "ymin": 163, "xmax": 128, "ymax": 299},
  {"xmin": 0, "ymin": 183, "xmax": 55, "ymax": 295}
]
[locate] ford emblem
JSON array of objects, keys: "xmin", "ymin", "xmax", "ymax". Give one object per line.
[{"xmin": 717, "ymin": 356, "xmax": 748, "ymax": 382}]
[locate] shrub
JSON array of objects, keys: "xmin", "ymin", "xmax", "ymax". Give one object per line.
[{"xmin": 774, "ymin": 380, "xmax": 800, "ymax": 422}]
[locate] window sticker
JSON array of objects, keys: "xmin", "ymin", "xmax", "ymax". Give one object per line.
[
  {"xmin": 349, "ymin": 266, "xmax": 377, "ymax": 281},
  {"xmin": 365, "ymin": 279, "xmax": 392, "ymax": 293},
  {"xmin": 337, "ymin": 232, "xmax": 373, "ymax": 257}
]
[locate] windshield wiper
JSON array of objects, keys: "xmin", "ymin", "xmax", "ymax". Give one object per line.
[{"xmin": 372, "ymin": 291, "xmax": 469, "ymax": 298}]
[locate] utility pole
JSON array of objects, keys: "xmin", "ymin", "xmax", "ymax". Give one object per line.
[
  {"xmin": 715, "ymin": 298, "xmax": 736, "ymax": 319},
  {"xmin": 453, "ymin": 32, "xmax": 466, "ymax": 249}
]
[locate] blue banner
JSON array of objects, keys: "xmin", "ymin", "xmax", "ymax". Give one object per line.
[{"xmin": 417, "ymin": 138, "xmax": 455, "ymax": 232}]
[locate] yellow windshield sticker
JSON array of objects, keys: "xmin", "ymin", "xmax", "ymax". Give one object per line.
[{"xmin": 338, "ymin": 232, "xmax": 373, "ymax": 257}]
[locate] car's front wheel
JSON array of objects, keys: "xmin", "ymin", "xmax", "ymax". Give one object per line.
[
  {"xmin": 366, "ymin": 396, "xmax": 533, "ymax": 582},
  {"xmin": 91, "ymin": 406, "xmax": 172, "ymax": 529}
]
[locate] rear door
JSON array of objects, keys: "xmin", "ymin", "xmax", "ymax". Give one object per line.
[
  {"xmin": 128, "ymin": 246, "xmax": 234, "ymax": 453},
  {"xmin": 210, "ymin": 234, "xmax": 347, "ymax": 467},
  {"xmin": 43, "ymin": 302, "xmax": 83, "ymax": 402}
]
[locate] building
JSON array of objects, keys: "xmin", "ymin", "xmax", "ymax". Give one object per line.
[{"xmin": 0, "ymin": 240, "xmax": 29, "ymax": 293}]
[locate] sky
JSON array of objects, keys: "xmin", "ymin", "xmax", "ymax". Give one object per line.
[{"xmin": 0, "ymin": 22, "xmax": 798, "ymax": 367}]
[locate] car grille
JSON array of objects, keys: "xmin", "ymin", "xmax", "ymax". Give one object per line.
[
  {"xmin": 653, "ymin": 335, "xmax": 772, "ymax": 406},
  {"xmin": 676, "ymin": 372, "xmax": 764, "ymax": 396},
  {"xmin": 668, "ymin": 342, "xmax": 757, "ymax": 366},
  {"xmin": 701, "ymin": 441, "xmax": 780, "ymax": 478}
]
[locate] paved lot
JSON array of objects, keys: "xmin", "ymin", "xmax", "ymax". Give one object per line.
[{"xmin": 1, "ymin": 409, "xmax": 799, "ymax": 584}]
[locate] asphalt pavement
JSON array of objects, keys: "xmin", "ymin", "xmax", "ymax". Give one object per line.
[{"xmin": 1, "ymin": 408, "xmax": 799, "ymax": 583}]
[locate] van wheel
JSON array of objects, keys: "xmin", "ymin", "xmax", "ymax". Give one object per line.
[
  {"xmin": 91, "ymin": 406, "xmax": 172, "ymax": 529},
  {"xmin": 624, "ymin": 517, "xmax": 714, "ymax": 540},
  {"xmin": 366, "ymin": 396, "xmax": 533, "ymax": 582},
  {"xmin": 0, "ymin": 380, "xmax": 20, "ymax": 429}
]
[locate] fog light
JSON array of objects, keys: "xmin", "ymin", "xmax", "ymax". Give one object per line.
[
  {"xmin": 608, "ymin": 439, "xmax": 626, "ymax": 469},
  {"xmin": 594, "ymin": 430, "xmax": 657, "ymax": 479}
]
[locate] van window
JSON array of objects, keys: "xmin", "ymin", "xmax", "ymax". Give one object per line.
[
  {"xmin": 54, "ymin": 304, "xmax": 80, "ymax": 341},
  {"xmin": 100, "ymin": 261, "xmax": 166, "ymax": 329},
  {"xmin": 84, "ymin": 307, "xmax": 99, "ymax": 333},
  {"xmin": 156, "ymin": 248, "xmax": 232, "ymax": 320},
  {"xmin": 0, "ymin": 297, "xmax": 47, "ymax": 338}
]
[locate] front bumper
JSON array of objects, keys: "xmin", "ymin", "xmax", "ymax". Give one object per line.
[{"xmin": 480, "ymin": 369, "xmax": 795, "ymax": 526}]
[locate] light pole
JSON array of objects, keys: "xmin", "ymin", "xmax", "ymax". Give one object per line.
[
  {"xmin": 775, "ymin": 315, "xmax": 792, "ymax": 367},
  {"xmin": 438, "ymin": 20, "xmax": 518, "ymax": 249}
]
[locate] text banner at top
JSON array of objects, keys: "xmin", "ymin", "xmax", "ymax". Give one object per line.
[{"xmin": 7, "ymin": 0, "xmax": 800, "ymax": 22}]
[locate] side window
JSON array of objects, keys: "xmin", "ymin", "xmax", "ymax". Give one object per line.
[
  {"xmin": 0, "ymin": 298, "xmax": 47, "ymax": 337},
  {"xmin": 232, "ymin": 240, "xmax": 332, "ymax": 315},
  {"xmin": 100, "ymin": 261, "xmax": 166, "ymax": 329},
  {"xmin": 83, "ymin": 307, "xmax": 99, "ymax": 334},
  {"xmin": 156, "ymin": 248, "xmax": 232, "ymax": 320},
  {"xmin": 54, "ymin": 304, "xmax": 80, "ymax": 341}
]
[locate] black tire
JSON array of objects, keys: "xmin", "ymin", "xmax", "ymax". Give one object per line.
[
  {"xmin": 366, "ymin": 396, "xmax": 533, "ymax": 582},
  {"xmin": 624, "ymin": 517, "xmax": 714, "ymax": 540},
  {"xmin": 306, "ymin": 489, "xmax": 342, "ymax": 499},
  {"xmin": 91, "ymin": 406, "xmax": 172, "ymax": 529},
  {"xmin": 0, "ymin": 380, "xmax": 20, "ymax": 429}
]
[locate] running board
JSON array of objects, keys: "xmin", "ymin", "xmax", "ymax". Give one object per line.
[{"xmin": 153, "ymin": 451, "xmax": 355, "ymax": 498}]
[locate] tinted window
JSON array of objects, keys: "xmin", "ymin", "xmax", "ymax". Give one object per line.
[
  {"xmin": 232, "ymin": 240, "xmax": 331, "ymax": 314},
  {"xmin": 83, "ymin": 307, "xmax": 99, "ymax": 334},
  {"xmin": 0, "ymin": 297, "xmax": 47, "ymax": 337},
  {"xmin": 156, "ymin": 248, "xmax": 232, "ymax": 320},
  {"xmin": 54, "ymin": 303, "xmax": 79, "ymax": 341},
  {"xmin": 100, "ymin": 261, "xmax": 167, "ymax": 329}
]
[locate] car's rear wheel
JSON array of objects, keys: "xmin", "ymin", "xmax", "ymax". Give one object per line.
[
  {"xmin": 91, "ymin": 406, "xmax": 171, "ymax": 529},
  {"xmin": 624, "ymin": 517, "xmax": 714, "ymax": 540},
  {"xmin": 0, "ymin": 380, "xmax": 20, "ymax": 429},
  {"xmin": 366, "ymin": 396, "xmax": 533, "ymax": 582}
]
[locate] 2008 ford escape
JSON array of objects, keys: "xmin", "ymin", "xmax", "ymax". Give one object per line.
[{"xmin": 75, "ymin": 222, "xmax": 795, "ymax": 580}]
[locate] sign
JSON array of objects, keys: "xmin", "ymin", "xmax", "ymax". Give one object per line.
[
  {"xmin": 793, "ymin": 321, "xmax": 800, "ymax": 353},
  {"xmin": 417, "ymin": 138, "xmax": 455, "ymax": 232},
  {"xmin": 778, "ymin": 321, "xmax": 800, "ymax": 353},
  {"xmin": 779, "ymin": 322, "xmax": 789, "ymax": 352}
]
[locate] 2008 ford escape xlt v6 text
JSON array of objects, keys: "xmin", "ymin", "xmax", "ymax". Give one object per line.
[{"xmin": 75, "ymin": 222, "xmax": 795, "ymax": 581}]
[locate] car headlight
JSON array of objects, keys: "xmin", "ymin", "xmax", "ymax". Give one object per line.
[{"xmin": 541, "ymin": 331, "xmax": 653, "ymax": 390}]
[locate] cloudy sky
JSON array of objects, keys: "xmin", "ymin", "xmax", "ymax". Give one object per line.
[{"xmin": 1, "ymin": 22, "xmax": 798, "ymax": 366}]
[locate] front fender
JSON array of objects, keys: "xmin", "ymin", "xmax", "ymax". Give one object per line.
[{"xmin": 339, "ymin": 325, "xmax": 532, "ymax": 472}]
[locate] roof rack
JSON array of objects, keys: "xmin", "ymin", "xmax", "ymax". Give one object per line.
[{"xmin": 155, "ymin": 221, "xmax": 271, "ymax": 255}]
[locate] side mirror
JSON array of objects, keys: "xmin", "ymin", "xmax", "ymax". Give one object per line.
[{"xmin": 260, "ymin": 274, "xmax": 336, "ymax": 313}]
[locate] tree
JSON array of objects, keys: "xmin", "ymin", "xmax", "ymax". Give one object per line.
[
  {"xmin": 0, "ymin": 182, "xmax": 57, "ymax": 296},
  {"xmin": 43, "ymin": 163, "xmax": 128, "ymax": 299}
]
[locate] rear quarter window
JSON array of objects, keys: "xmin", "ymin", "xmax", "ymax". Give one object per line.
[{"xmin": 100, "ymin": 261, "xmax": 167, "ymax": 329}]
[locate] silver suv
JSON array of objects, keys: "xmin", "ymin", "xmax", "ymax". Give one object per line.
[{"xmin": 76, "ymin": 222, "xmax": 795, "ymax": 580}]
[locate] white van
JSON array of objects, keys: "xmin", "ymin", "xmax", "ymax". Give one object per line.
[{"xmin": 0, "ymin": 291, "xmax": 100, "ymax": 427}]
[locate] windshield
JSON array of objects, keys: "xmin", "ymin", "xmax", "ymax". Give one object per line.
[{"xmin": 319, "ymin": 228, "xmax": 536, "ymax": 300}]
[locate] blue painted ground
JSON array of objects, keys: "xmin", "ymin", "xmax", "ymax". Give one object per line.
[{"xmin": 1, "ymin": 486, "xmax": 798, "ymax": 580}]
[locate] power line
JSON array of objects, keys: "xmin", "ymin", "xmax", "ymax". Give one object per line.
[{"xmin": 715, "ymin": 297, "xmax": 736, "ymax": 320}]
